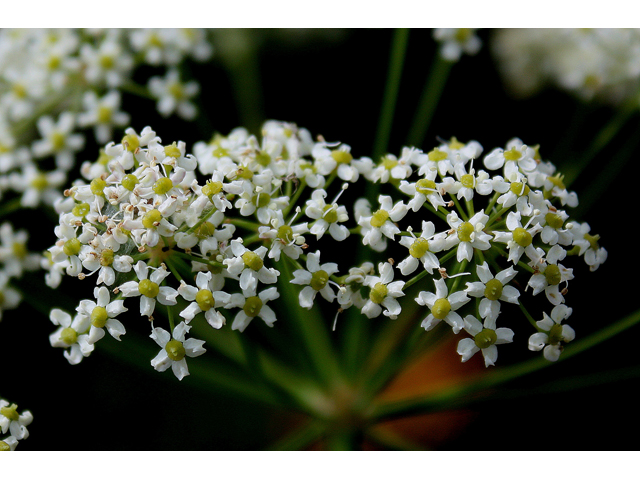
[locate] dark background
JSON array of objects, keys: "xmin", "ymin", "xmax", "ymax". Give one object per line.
[{"xmin": 2, "ymin": 29, "xmax": 637, "ymax": 450}]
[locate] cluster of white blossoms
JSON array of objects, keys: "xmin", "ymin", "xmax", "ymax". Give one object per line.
[
  {"xmin": 45, "ymin": 120, "xmax": 606, "ymax": 380},
  {"xmin": 0, "ymin": 398, "xmax": 32, "ymax": 451},
  {"xmin": 492, "ymin": 28, "xmax": 640, "ymax": 104},
  {"xmin": 0, "ymin": 28, "xmax": 213, "ymax": 211},
  {"xmin": 433, "ymin": 28, "xmax": 482, "ymax": 62}
]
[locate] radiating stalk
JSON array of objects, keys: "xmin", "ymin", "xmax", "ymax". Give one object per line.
[{"xmin": 405, "ymin": 52, "xmax": 453, "ymax": 149}]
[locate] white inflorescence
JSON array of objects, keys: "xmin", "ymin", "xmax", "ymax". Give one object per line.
[
  {"xmin": 492, "ymin": 28, "xmax": 640, "ymax": 104},
  {"xmin": 45, "ymin": 121, "xmax": 606, "ymax": 379}
]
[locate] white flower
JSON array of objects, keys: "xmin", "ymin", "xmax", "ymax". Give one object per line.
[
  {"xmin": 457, "ymin": 315, "xmax": 514, "ymax": 367},
  {"xmin": 148, "ymin": 69, "xmax": 199, "ymax": 120},
  {"xmin": 526, "ymin": 244, "xmax": 573, "ymax": 305},
  {"xmin": 76, "ymin": 286, "xmax": 127, "ymax": 344},
  {"xmin": 290, "ymin": 251, "xmax": 339, "ymax": 309},
  {"xmin": 258, "ymin": 211, "xmax": 308, "ymax": 261},
  {"xmin": 528, "ymin": 304, "xmax": 575, "ymax": 361},
  {"xmin": 492, "ymin": 211, "xmax": 543, "ymax": 265},
  {"xmin": 150, "ymin": 321, "xmax": 206, "ymax": 381},
  {"xmin": 0, "ymin": 401, "xmax": 33, "ymax": 441},
  {"xmin": 416, "ymin": 278, "xmax": 470, "ymax": 333},
  {"xmin": 119, "ymin": 261, "xmax": 178, "ymax": 317},
  {"xmin": 77, "ymin": 90, "xmax": 130, "ymax": 143},
  {"xmin": 445, "ymin": 211, "xmax": 492, "ymax": 262},
  {"xmin": 433, "ymin": 28, "xmax": 482, "ymax": 62},
  {"xmin": 361, "ymin": 262, "xmax": 405, "ymax": 319},
  {"xmin": 178, "ymin": 271, "xmax": 231, "ymax": 329},
  {"xmin": 304, "ymin": 185, "xmax": 350, "ymax": 241},
  {"xmin": 397, "ymin": 221, "xmax": 444, "ymax": 276},
  {"xmin": 227, "ymin": 285, "xmax": 280, "ymax": 333},
  {"xmin": 358, "ymin": 195, "xmax": 408, "ymax": 250},
  {"xmin": 31, "ymin": 112, "xmax": 84, "ymax": 170},
  {"xmin": 49, "ymin": 308, "xmax": 94, "ymax": 365},
  {"xmin": 223, "ymin": 239, "xmax": 279, "ymax": 292},
  {"xmin": 465, "ymin": 262, "xmax": 520, "ymax": 320}
]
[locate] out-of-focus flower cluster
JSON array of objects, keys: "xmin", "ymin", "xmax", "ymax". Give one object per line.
[
  {"xmin": 492, "ymin": 28, "xmax": 640, "ymax": 104},
  {"xmin": 0, "ymin": 28, "xmax": 213, "ymax": 210},
  {"xmin": 45, "ymin": 119, "xmax": 605, "ymax": 380}
]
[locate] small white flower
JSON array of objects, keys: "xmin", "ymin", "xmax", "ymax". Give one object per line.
[
  {"xmin": 416, "ymin": 278, "xmax": 470, "ymax": 333},
  {"xmin": 178, "ymin": 271, "xmax": 231, "ymax": 329},
  {"xmin": 76, "ymin": 286, "xmax": 127, "ymax": 344},
  {"xmin": 150, "ymin": 321, "xmax": 206, "ymax": 381},
  {"xmin": 223, "ymin": 239, "xmax": 279, "ymax": 292},
  {"xmin": 227, "ymin": 285, "xmax": 280, "ymax": 333},
  {"xmin": 528, "ymin": 304, "xmax": 575, "ymax": 362},
  {"xmin": 457, "ymin": 315, "xmax": 514, "ymax": 367},
  {"xmin": 445, "ymin": 211, "xmax": 492, "ymax": 262},
  {"xmin": 148, "ymin": 69, "xmax": 199, "ymax": 120},
  {"xmin": 433, "ymin": 28, "xmax": 482, "ymax": 62},
  {"xmin": 31, "ymin": 112, "xmax": 84, "ymax": 170},
  {"xmin": 397, "ymin": 221, "xmax": 444, "ymax": 276},
  {"xmin": 0, "ymin": 401, "xmax": 33, "ymax": 441},
  {"xmin": 119, "ymin": 261, "xmax": 178, "ymax": 317},
  {"xmin": 290, "ymin": 251, "xmax": 340, "ymax": 309},
  {"xmin": 361, "ymin": 262, "xmax": 405, "ymax": 319},
  {"xmin": 465, "ymin": 262, "xmax": 520, "ymax": 320},
  {"xmin": 77, "ymin": 90, "xmax": 130, "ymax": 144},
  {"xmin": 49, "ymin": 308, "xmax": 94, "ymax": 365},
  {"xmin": 526, "ymin": 244, "xmax": 573, "ymax": 305}
]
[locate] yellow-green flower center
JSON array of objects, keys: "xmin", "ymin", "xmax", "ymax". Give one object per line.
[
  {"xmin": 202, "ymin": 181, "xmax": 223, "ymax": 197},
  {"xmin": 474, "ymin": 328, "xmax": 498, "ymax": 349},
  {"xmin": 369, "ymin": 282, "xmax": 388, "ymax": 304},
  {"xmin": 138, "ymin": 279, "xmax": 160, "ymax": 298},
  {"xmin": 457, "ymin": 222, "xmax": 474, "ymax": 243},
  {"xmin": 91, "ymin": 306, "xmax": 109, "ymax": 328},
  {"xmin": 164, "ymin": 142, "xmax": 181, "ymax": 158},
  {"xmin": 409, "ymin": 237, "xmax": 430, "ymax": 258},
  {"xmin": 196, "ymin": 289, "xmax": 215, "ymax": 311},
  {"xmin": 503, "ymin": 147, "xmax": 522, "ymax": 161},
  {"xmin": 432, "ymin": 298, "xmax": 451, "ymax": 320},
  {"xmin": 72, "ymin": 202, "xmax": 91, "ymax": 218},
  {"xmin": 63, "ymin": 238, "xmax": 81, "ymax": 256},
  {"xmin": 122, "ymin": 134, "xmax": 139, "ymax": 152},
  {"xmin": 0, "ymin": 403, "xmax": 20, "ymax": 422},
  {"xmin": 242, "ymin": 251, "xmax": 264, "ymax": 271},
  {"xmin": 370, "ymin": 209, "xmax": 390, "ymax": 228},
  {"xmin": 122, "ymin": 174, "xmax": 138, "ymax": 191},
  {"xmin": 513, "ymin": 227, "xmax": 532, "ymax": 247},
  {"xmin": 50, "ymin": 131, "xmax": 66, "ymax": 151},
  {"xmin": 90, "ymin": 177, "xmax": 107, "ymax": 196},
  {"xmin": 416, "ymin": 178, "xmax": 437, "ymax": 195},
  {"xmin": 277, "ymin": 225, "xmax": 294, "ymax": 243},
  {"xmin": 428, "ymin": 148, "xmax": 448, "ymax": 162},
  {"xmin": 142, "ymin": 209, "xmax": 162, "ymax": 229},
  {"xmin": 484, "ymin": 279, "xmax": 503, "ymax": 301},
  {"xmin": 331, "ymin": 150, "xmax": 353, "ymax": 164},
  {"xmin": 544, "ymin": 264, "xmax": 562, "ymax": 286},
  {"xmin": 165, "ymin": 339, "xmax": 186, "ymax": 361},
  {"xmin": 251, "ymin": 192, "xmax": 271, "ymax": 208},
  {"xmin": 243, "ymin": 296, "xmax": 263, "ymax": 317},
  {"xmin": 547, "ymin": 323, "xmax": 565, "ymax": 345},
  {"xmin": 322, "ymin": 205, "xmax": 338, "ymax": 224},
  {"xmin": 310, "ymin": 270, "xmax": 329, "ymax": 291},
  {"xmin": 545, "ymin": 213, "xmax": 564, "ymax": 230},
  {"xmin": 97, "ymin": 106, "xmax": 112, "ymax": 124},
  {"xmin": 509, "ymin": 182, "xmax": 530, "ymax": 196},
  {"xmin": 153, "ymin": 177, "xmax": 173, "ymax": 195},
  {"xmin": 460, "ymin": 174, "xmax": 475, "ymax": 189},
  {"xmin": 60, "ymin": 327, "xmax": 78, "ymax": 345}
]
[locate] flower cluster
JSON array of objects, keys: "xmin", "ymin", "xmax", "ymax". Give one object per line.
[
  {"xmin": 44, "ymin": 120, "xmax": 606, "ymax": 380},
  {"xmin": 0, "ymin": 28, "xmax": 213, "ymax": 211},
  {"xmin": 0, "ymin": 398, "xmax": 32, "ymax": 451},
  {"xmin": 492, "ymin": 28, "xmax": 640, "ymax": 104}
]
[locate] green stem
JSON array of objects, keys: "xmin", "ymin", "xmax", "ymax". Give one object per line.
[
  {"xmin": 563, "ymin": 100, "xmax": 637, "ymax": 188},
  {"xmin": 373, "ymin": 28, "xmax": 410, "ymax": 161},
  {"xmin": 405, "ymin": 52, "xmax": 454, "ymax": 149},
  {"xmin": 268, "ymin": 420, "xmax": 326, "ymax": 451},
  {"xmin": 278, "ymin": 256, "xmax": 346, "ymax": 391}
]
